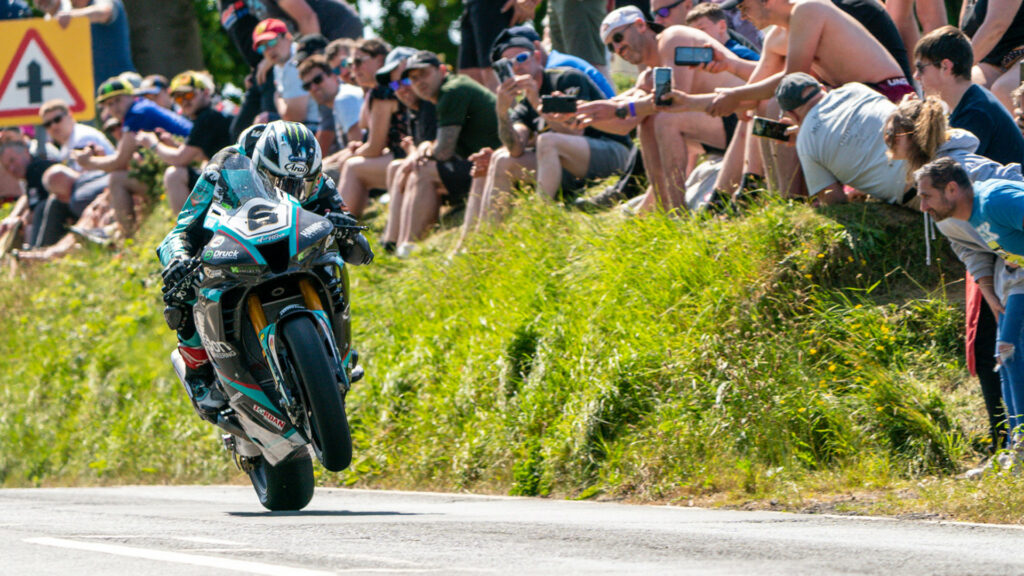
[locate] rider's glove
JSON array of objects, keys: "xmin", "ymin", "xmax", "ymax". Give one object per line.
[
  {"xmin": 325, "ymin": 211, "xmax": 360, "ymax": 234},
  {"xmin": 161, "ymin": 257, "xmax": 198, "ymax": 302}
]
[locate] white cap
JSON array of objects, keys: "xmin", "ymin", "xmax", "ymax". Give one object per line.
[{"xmin": 600, "ymin": 6, "xmax": 646, "ymax": 44}]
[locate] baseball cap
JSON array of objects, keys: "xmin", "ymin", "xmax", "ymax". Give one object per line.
[
  {"xmin": 135, "ymin": 74, "xmax": 168, "ymax": 96},
  {"xmin": 252, "ymin": 18, "xmax": 288, "ymax": 50},
  {"xmin": 96, "ymin": 77, "xmax": 133, "ymax": 103},
  {"xmin": 600, "ymin": 6, "xmax": 663, "ymax": 43},
  {"xmin": 293, "ymin": 34, "xmax": 329, "ymax": 64},
  {"xmin": 401, "ymin": 51, "xmax": 443, "ymax": 77},
  {"xmin": 490, "ymin": 25, "xmax": 541, "ymax": 63},
  {"xmin": 775, "ymin": 72, "xmax": 822, "ymax": 112},
  {"xmin": 170, "ymin": 71, "xmax": 213, "ymax": 94},
  {"xmin": 376, "ymin": 46, "xmax": 418, "ymax": 80},
  {"xmin": 719, "ymin": 0, "xmax": 742, "ymax": 9}
]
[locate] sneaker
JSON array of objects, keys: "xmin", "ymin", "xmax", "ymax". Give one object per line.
[
  {"xmin": 574, "ymin": 185, "xmax": 625, "ymax": 212},
  {"xmin": 69, "ymin": 225, "xmax": 113, "ymax": 246},
  {"xmin": 381, "ymin": 240, "xmax": 397, "ymax": 255},
  {"xmin": 395, "ymin": 243, "xmax": 417, "ymax": 259}
]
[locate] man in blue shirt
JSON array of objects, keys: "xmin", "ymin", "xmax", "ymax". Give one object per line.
[
  {"xmin": 490, "ymin": 26, "xmax": 617, "ymax": 99},
  {"xmin": 685, "ymin": 3, "xmax": 759, "ymax": 61},
  {"xmin": 74, "ymin": 77, "xmax": 193, "ymax": 237},
  {"xmin": 916, "ymin": 157, "xmax": 1024, "ymax": 442}
]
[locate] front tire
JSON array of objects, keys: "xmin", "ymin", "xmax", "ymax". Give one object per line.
[
  {"xmin": 281, "ymin": 315, "xmax": 353, "ymax": 472},
  {"xmin": 245, "ymin": 450, "xmax": 314, "ymax": 511}
]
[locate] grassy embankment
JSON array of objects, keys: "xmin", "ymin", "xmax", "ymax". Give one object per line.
[{"xmin": 3, "ymin": 192, "xmax": 1024, "ymax": 523}]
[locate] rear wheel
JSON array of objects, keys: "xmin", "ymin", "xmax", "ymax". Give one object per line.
[
  {"xmin": 245, "ymin": 450, "xmax": 314, "ymax": 511},
  {"xmin": 281, "ymin": 315, "xmax": 353, "ymax": 472}
]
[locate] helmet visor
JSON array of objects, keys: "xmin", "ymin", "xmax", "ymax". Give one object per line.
[{"xmin": 268, "ymin": 174, "xmax": 316, "ymax": 202}]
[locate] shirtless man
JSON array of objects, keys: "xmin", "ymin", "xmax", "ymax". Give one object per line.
[
  {"xmin": 709, "ymin": 0, "xmax": 912, "ymax": 117},
  {"xmin": 576, "ymin": 7, "xmax": 748, "ymax": 211}
]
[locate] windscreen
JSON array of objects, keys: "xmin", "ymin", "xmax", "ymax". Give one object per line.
[{"xmin": 217, "ymin": 154, "xmax": 281, "ymax": 210}]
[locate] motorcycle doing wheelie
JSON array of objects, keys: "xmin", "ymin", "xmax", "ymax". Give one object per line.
[{"xmin": 163, "ymin": 155, "xmax": 361, "ymax": 511}]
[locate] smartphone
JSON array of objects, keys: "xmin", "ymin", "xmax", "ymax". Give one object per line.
[
  {"xmin": 674, "ymin": 46, "xmax": 714, "ymax": 66},
  {"xmin": 493, "ymin": 58, "xmax": 514, "ymax": 83},
  {"xmin": 653, "ymin": 67, "xmax": 672, "ymax": 106},
  {"xmin": 540, "ymin": 95, "xmax": 577, "ymax": 113},
  {"xmin": 751, "ymin": 116, "xmax": 790, "ymax": 141}
]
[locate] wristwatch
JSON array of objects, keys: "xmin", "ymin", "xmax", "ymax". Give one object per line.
[{"xmin": 614, "ymin": 105, "xmax": 628, "ymax": 119}]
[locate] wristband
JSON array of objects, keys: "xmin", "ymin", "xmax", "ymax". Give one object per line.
[{"xmin": 628, "ymin": 102, "xmax": 636, "ymax": 118}]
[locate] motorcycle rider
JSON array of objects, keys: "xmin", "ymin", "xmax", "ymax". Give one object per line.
[{"xmin": 157, "ymin": 120, "xmax": 373, "ymax": 422}]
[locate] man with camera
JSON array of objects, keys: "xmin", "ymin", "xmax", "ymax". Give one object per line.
[{"xmin": 462, "ymin": 33, "xmax": 633, "ymax": 236}]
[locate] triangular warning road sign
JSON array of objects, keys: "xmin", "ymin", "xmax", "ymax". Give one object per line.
[{"xmin": 0, "ymin": 29, "xmax": 87, "ymax": 119}]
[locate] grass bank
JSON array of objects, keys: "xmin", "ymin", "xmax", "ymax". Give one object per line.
[{"xmin": 2, "ymin": 195, "xmax": 1023, "ymax": 523}]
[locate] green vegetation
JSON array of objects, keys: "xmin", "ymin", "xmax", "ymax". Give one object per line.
[{"xmin": 2, "ymin": 192, "xmax": 1024, "ymax": 522}]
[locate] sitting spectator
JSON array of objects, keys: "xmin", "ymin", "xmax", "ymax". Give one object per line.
[
  {"xmin": 490, "ymin": 26, "xmax": 618, "ymax": 98},
  {"xmin": 684, "ymin": 3, "xmax": 758, "ymax": 61},
  {"xmin": 33, "ymin": 100, "xmax": 115, "ymax": 246},
  {"xmin": 775, "ymin": 73, "xmax": 910, "ymax": 205},
  {"xmin": 335, "ymin": 40, "xmax": 410, "ymax": 216},
  {"xmin": 324, "ymin": 39, "xmax": 365, "ymax": 147},
  {"xmin": 38, "ymin": 0, "xmax": 136, "ymax": 92},
  {"xmin": 914, "ymin": 159, "xmax": 1024, "ymax": 453},
  {"xmin": 0, "ymin": 137, "xmax": 58, "ymax": 248},
  {"xmin": 137, "ymin": 71, "xmax": 234, "ymax": 214},
  {"xmin": 914, "ymin": 26, "xmax": 1024, "ymax": 167},
  {"xmin": 298, "ymin": 53, "xmax": 364, "ymax": 178},
  {"xmin": 886, "ymin": 97, "xmax": 1023, "ymax": 455},
  {"xmin": 960, "ymin": 0, "xmax": 1024, "ymax": 112},
  {"xmin": 136, "ymin": 75, "xmax": 172, "ymax": 110},
  {"xmin": 393, "ymin": 51, "xmax": 501, "ymax": 257},
  {"xmin": 292, "ymin": 33, "xmax": 337, "ymax": 153},
  {"xmin": 253, "ymin": 18, "xmax": 320, "ymax": 130},
  {"xmin": 74, "ymin": 77, "xmax": 193, "ymax": 236},
  {"xmin": 462, "ymin": 32, "xmax": 633, "ymax": 237}
]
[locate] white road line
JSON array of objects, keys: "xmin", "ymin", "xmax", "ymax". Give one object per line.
[{"xmin": 24, "ymin": 537, "xmax": 336, "ymax": 576}]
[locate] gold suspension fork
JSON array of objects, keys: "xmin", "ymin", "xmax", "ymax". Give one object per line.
[
  {"xmin": 298, "ymin": 278, "xmax": 324, "ymax": 311},
  {"xmin": 247, "ymin": 294, "xmax": 268, "ymax": 334}
]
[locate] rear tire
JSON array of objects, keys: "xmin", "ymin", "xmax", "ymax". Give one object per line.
[
  {"xmin": 246, "ymin": 450, "xmax": 314, "ymax": 511},
  {"xmin": 281, "ymin": 315, "xmax": 353, "ymax": 472}
]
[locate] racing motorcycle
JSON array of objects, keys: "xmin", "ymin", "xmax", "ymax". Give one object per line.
[{"xmin": 163, "ymin": 155, "xmax": 362, "ymax": 511}]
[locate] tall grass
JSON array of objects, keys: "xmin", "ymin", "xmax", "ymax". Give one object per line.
[{"xmin": 0, "ymin": 195, "xmax": 995, "ymax": 515}]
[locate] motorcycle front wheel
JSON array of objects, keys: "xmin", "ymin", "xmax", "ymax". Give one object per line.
[
  {"xmin": 281, "ymin": 315, "xmax": 353, "ymax": 472},
  {"xmin": 245, "ymin": 449, "xmax": 315, "ymax": 511}
]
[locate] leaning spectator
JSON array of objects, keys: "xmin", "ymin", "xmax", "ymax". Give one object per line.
[
  {"xmin": 298, "ymin": 54, "xmax": 363, "ymax": 173},
  {"xmin": 490, "ymin": 25, "xmax": 617, "ymax": 98},
  {"xmin": 960, "ymin": 0, "xmax": 1024, "ymax": 112},
  {"xmin": 137, "ymin": 72, "xmax": 234, "ymax": 214},
  {"xmin": 253, "ymin": 18, "xmax": 321, "ymax": 131},
  {"xmin": 465, "ymin": 31, "xmax": 632, "ymax": 231},
  {"xmin": 74, "ymin": 77, "xmax": 193, "ymax": 236},
  {"xmin": 39, "ymin": 0, "xmax": 135, "ymax": 92},
  {"xmin": 0, "ymin": 137, "xmax": 58, "ymax": 248},
  {"xmin": 684, "ymin": 3, "xmax": 758, "ymax": 61},
  {"xmin": 32, "ymin": 100, "xmax": 115, "ymax": 246},
  {"xmin": 914, "ymin": 26, "xmax": 1024, "ymax": 167},
  {"xmin": 335, "ymin": 39, "xmax": 409, "ymax": 217},
  {"xmin": 136, "ymin": 75, "xmax": 173, "ymax": 110},
  {"xmin": 293, "ymin": 33, "xmax": 338, "ymax": 153},
  {"xmin": 547, "ymin": 0, "xmax": 608, "ymax": 78},
  {"xmin": 393, "ymin": 51, "xmax": 501, "ymax": 258}
]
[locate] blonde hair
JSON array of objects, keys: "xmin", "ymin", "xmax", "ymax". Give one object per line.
[
  {"xmin": 886, "ymin": 96, "xmax": 949, "ymax": 172},
  {"xmin": 38, "ymin": 99, "xmax": 69, "ymax": 119}
]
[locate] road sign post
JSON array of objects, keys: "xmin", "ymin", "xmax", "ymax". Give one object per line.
[{"xmin": 0, "ymin": 17, "xmax": 94, "ymax": 127}]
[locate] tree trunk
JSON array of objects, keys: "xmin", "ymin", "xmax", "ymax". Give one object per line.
[{"xmin": 123, "ymin": 0, "xmax": 205, "ymax": 77}]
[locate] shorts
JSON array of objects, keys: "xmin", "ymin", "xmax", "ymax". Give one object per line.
[
  {"xmin": 560, "ymin": 137, "xmax": 632, "ymax": 198},
  {"xmin": 458, "ymin": 0, "xmax": 513, "ymax": 70},
  {"xmin": 548, "ymin": 0, "xmax": 607, "ymax": 67},
  {"xmin": 702, "ymin": 113, "xmax": 739, "ymax": 156},
  {"xmin": 868, "ymin": 77, "xmax": 916, "ymax": 104},
  {"xmin": 69, "ymin": 171, "xmax": 110, "ymax": 216},
  {"xmin": 437, "ymin": 158, "xmax": 474, "ymax": 206}
]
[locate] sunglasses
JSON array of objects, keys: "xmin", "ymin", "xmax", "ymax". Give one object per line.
[
  {"xmin": 256, "ymin": 36, "xmax": 280, "ymax": 55},
  {"xmin": 302, "ymin": 73, "xmax": 327, "ymax": 91},
  {"xmin": 653, "ymin": 0, "xmax": 691, "ymax": 18},
  {"xmin": 42, "ymin": 112, "xmax": 66, "ymax": 128},
  {"xmin": 605, "ymin": 23, "xmax": 635, "ymax": 53},
  {"xmin": 172, "ymin": 91, "xmax": 197, "ymax": 104},
  {"xmin": 388, "ymin": 77, "xmax": 412, "ymax": 91},
  {"xmin": 510, "ymin": 52, "xmax": 531, "ymax": 64},
  {"xmin": 884, "ymin": 125, "xmax": 913, "ymax": 140},
  {"xmin": 914, "ymin": 61, "xmax": 936, "ymax": 74}
]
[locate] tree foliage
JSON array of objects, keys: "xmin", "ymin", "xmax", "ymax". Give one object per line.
[{"xmin": 371, "ymin": 0, "xmax": 463, "ymax": 64}]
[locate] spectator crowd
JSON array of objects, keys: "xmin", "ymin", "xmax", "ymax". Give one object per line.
[{"xmin": 3, "ymin": 0, "xmax": 1024, "ymax": 475}]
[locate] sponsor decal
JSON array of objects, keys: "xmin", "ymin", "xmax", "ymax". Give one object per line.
[
  {"xmin": 204, "ymin": 266, "xmax": 224, "ymax": 278},
  {"xmin": 259, "ymin": 231, "xmax": 287, "ymax": 243},
  {"xmin": 253, "ymin": 404, "xmax": 285, "ymax": 430},
  {"xmin": 300, "ymin": 220, "xmax": 329, "ymax": 239},
  {"xmin": 209, "ymin": 236, "xmax": 226, "ymax": 248},
  {"xmin": 211, "ymin": 249, "xmax": 240, "ymax": 259},
  {"xmin": 206, "ymin": 339, "xmax": 237, "ymax": 359},
  {"xmin": 247, "ymin": 204, "xmax": 280, "ymax": 231},
  {"xmin": 284, "ymin": 162, "xmax": 309, "ymax": 176}
]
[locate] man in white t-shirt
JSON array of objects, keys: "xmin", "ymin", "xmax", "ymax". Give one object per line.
[
  {"xmin": 253, "ymin": 18, "xmax": 320, "ymax": 130},
  {"xmin": 776, "ymin": 72, "xmax": 912, "ymax": 205},
  {"xmin": 38, "ymin": 99, "xmax": 115, "ymax": 217}
]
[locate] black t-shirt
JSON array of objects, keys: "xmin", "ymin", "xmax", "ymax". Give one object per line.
[
  {"xmin": 368, "ymin": 87, "xmax": 412, "ymax": 159},
  {"xmin": 25, "ymin": 158, "xmax": 57, "ymax": 209},
  {"xmin": 831, "ymin": 0, "xmax": 915, "ymax": 85},
  {"xmin": 186, "ymin": 106, "xmax": 235, "ymax": 161},
  {"xmin": 962, "ymin": 0, "xmax": 1024, "ymax": 64},
  {"xmin": 508, "ymin": 67, "xmax": 632, "ymax": 148},
  {"xmin": 950, "ymin": 84, "xmax": 1024, "ymax": 166}
]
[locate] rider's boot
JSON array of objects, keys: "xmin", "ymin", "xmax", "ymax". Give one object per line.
[{"xmin": 178, "ymin": 345, "xmax": 228, "ymax": 423}]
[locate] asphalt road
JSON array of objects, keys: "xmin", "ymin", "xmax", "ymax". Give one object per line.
[{"xmin": 1, "ymin": 485, "xmax": 1023, "ymax": 575}]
